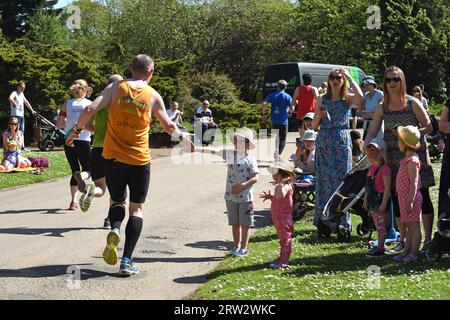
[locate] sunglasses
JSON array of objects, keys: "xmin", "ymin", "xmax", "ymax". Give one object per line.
[
  {"xmin": 329, "ymin": 75, "xmax": 343, "ymax": 81},
  {"xmin": 385, "ymin": 76, "xmax": 401, "ymax": 83},
  {"xmin": 9, "ymin": 123, "xmax": 18, "ymax": 126}
]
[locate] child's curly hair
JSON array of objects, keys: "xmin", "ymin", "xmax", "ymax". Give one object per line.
[{"xmin": 70, "ymin": 79, "xmax": 93, "ymax": 98}]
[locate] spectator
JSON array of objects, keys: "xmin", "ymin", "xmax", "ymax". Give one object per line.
[
  {"xmin": 312, "ymin": 68, "xmax": 363, "ymax": 238},
  {"xmin": 359, "ymin": 75, "xmax": 384, "ymax": 140},
  {"xmin": 290, "ymin": 73, "xmax": 318, "ymax": 136},
  {"xmin": 1, "ymin": 116, "xmax": 31, "ymax": 171},
  {"xmin": 262, "ymin": 80, "xmax": 293, "ymax": 160},
  {"xmin": 9, "ymin": 82, "xmax": 36, "ymax": 150},
  {"xmin": 167, "ymin": 101, "xmax": 184, "ymax": 125},
  {"xmin": 364, "ymin": 66, "xmax": 435, "ymax": 254},
  {"xmin": 419, "ymin": 84, "xmax": 429, "ymax": 102},
  {"xmin": 438, "ymin": 97, "xmax": 450, "ymax": 217},
  {"xmin": 413, "ymin": 86, "xmax": 429, "ymax": 112},
  {"xmin": 194, "ymin": 100, "xmax": 218, "ymax": 145}
]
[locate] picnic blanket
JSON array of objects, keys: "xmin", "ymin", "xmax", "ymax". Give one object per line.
[{"xmin": 0, "ymin": 167, "xmax": 38, "ymax": 173}]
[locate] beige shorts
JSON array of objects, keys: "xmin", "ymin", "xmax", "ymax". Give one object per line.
[{"xmin": 226, "ymin": 201, "xmax": 254, "ymax": 226}]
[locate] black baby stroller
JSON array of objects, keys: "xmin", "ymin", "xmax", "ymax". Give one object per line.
[
  {"xmin": 34, "ymin": 112, "xmax": 66, "ymax": 151},
  {"xmin": 320, "ymin": 156, "xmax": 375, "ymax": 242},
  {"xmin": 427, "ymin": 115, "xmax": 444, "ymax": 162},
  {"xmin": 292, "ymin": 173, "xmax": 316, "ymax": 221},
  {"xmin": 426, "ymin": 213, "xmax": 450, "ymax": 262}
]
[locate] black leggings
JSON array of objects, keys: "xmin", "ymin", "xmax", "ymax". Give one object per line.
[
  {"xmin": 392, "ymin": 187, "xmax": 434, "ymax": 218},
  {"xmin": 272, "ymin": 124, "xmax": 288, "ymax": 155},
  {"xmin": 64, "ymin": 140, "xmax": 91, "ymax": 186}
]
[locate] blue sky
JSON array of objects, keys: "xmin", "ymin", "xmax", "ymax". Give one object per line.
[{"xmin": 55, "ymin": 0, "xmax": 73, "ymax": 9}]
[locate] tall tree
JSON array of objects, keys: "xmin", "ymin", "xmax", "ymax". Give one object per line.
[{"xmin": 0, "ymin": 0, "xmax": 58, "ymax": 40}]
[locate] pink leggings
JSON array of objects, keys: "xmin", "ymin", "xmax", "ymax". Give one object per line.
[
  {"xmin": 272, "ymin": 211, "xmax": 294, "ymax": 263},
  {"xmin": 372, "ymin": 211, "xmax": 387, "ymax": 238}
]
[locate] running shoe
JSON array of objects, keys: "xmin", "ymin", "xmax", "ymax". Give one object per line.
[
  {"xmin": 119, "ymin": 258, "xmax": 140, "ymax": 277},
  {"xmin": 234, "ymin": 248, "xmax": 249, "ymax": 257},
  {"xmin": 229, "ymin": 247, "xmax": 239, "ymax": 256},
  {"xmin": 103, "ymin": 218, "xmax": 111, "ymax": 229},
  {"xmin": 103, "ymin": 228, "xmax": 120, "ymax": 265},
  {"xmin": 79, "ymin": 184, "xmax": 95, "ymax": 212},
  {"xmin": 68, "ymin": 201, "xmax": 78, "ymax": 210}
]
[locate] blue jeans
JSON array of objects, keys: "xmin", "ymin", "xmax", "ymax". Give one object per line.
[{"xmin": 16, "ymin": 116, "xmax": 25, "ymax": 133}]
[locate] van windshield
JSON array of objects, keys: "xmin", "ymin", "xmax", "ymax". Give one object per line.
[{"xmin": 263, "ymin": 64, "xmax": 299, "ymax": 92}]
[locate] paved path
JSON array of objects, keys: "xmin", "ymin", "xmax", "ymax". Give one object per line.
[{"xmin": 0, "ymin": 133, "xmax": 298, "ymax": 300}]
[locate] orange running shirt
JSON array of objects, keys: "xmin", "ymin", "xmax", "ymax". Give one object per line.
[{"xmin": 102, "ymin": 81, "xmax": 153, "ymax": 165}]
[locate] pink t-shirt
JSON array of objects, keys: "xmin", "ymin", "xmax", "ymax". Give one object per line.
[{"xmin": 367, "ymin": 165, "xmax": 391, "ymax": 193}]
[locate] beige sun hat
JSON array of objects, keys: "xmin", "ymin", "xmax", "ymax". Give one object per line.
[
  {"xmin": 397, "ymin": 125, "xmax": 421, "ymax": 150},
  {"xmin": 302, "ymin": 130, "xmax": 317, "ymax": 141},
  {"xmin": 231, "ymin": 127, "xmax": 256, "ymax": 149},
  {"xmin": 267, "ymin": 160, "xmax": 296, "ymax": 178}
]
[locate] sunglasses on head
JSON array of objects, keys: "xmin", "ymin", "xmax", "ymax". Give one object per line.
[
  {"xmin": 385, "ymin": 76, "xmax": 401, "ymax": 83},
  {"xmin": 329, "ymin": 75, "xmax": 343, "ymax": 81}
]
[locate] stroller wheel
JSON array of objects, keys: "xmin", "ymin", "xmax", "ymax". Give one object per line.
[
  {"xmin": 44, "ymin": 140, "xmax": 55, "ymax": 151},
  {"xmin": 356, "ymin": 223, "xmax": 368, "ymax": 236},
  {"xmin": 425, "ymin": 241, "xmax": 442, "ymax": 262},
  {"xmin": 38, "ymin": 141, "xmax": 46, "ymax": 152}
]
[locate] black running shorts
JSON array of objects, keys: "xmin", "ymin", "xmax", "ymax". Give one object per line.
[
  {"xmin": 103, "ymin": 159, "xmax": 151, "ymax": 204},
  {"xmin": 90, "ymin": 147, "xmax": 105, "ymax": 181}
]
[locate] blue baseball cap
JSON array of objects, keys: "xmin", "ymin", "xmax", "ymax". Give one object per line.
[{"xmin": 362, "ymin": 76, "xmax": 377, "ymax": 85}]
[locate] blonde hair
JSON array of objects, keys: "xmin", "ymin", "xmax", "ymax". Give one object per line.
[
  {"xmin": 383, "ymin": 66, "xmax": 407, "ymax": 108},
  {"xmin": 70, "ymin": 79, "xmax": 92, "ymax": 99},
  {"xmin": 326, "ymin": 68, "xmax": 347, "ymax": 101},
  {"xmin": 8, "ymin": 116, "xmax": 20, "ymax": 134}
]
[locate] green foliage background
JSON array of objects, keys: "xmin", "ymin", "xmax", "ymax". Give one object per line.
[{"xmin": 1, "ymin": 0, "xmax": 449, "ymax": 132}]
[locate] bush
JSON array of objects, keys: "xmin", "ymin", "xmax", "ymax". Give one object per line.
[
  {"xmin": 184, "ymin": 72, "xmax": 240, "ymax": 105},
  {"xmin": 210, "ymin": 101, "xmax": 265, "ymax": 132}
]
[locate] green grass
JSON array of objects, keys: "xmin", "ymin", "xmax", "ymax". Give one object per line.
[
  {"xmin": 0, "ymin": 149, "xmax": 71, "ymax": 190},
  {"xmin": 193, "ymin": 161, "xmax": 450, "ymax": 300}
]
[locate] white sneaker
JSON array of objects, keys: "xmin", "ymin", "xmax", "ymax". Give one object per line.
[{"xmin": 234, "ymin": 248, "xmax": 249, "ymax": 257}]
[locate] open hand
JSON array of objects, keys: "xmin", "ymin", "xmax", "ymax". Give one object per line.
[{"xmin": 259, "ymin": 190, "xmax": 273, "ymax": 202}]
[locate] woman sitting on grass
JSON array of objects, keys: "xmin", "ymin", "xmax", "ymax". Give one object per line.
[{"xmin": 0, "ymin": 117, "xmax": 32, "ymax": 171}]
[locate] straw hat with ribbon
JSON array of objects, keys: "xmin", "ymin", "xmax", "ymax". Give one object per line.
[
  {"xmin": 231, "ymin": 127, "xmax": 256, "ymax": 149},
  {"xmin": 267, "ymin": 160, "xmax": 296, "ymax": 178},
  {"xmin": 397, "ymin": 125, "xmax": 421, "ymax": 150}
]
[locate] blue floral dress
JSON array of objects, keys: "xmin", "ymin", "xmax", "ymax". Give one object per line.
[{"xmin": 314, "ymin": 96, "xmax": 353, "ymax": 231}]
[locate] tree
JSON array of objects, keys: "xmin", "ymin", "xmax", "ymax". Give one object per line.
[{"xmin": 0, "ymin": 0, "xmax": 58, "ymax": 40}]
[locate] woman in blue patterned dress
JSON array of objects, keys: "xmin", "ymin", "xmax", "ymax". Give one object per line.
[{"xmin": 312, "ymin": 68, "xmax": 363, "ymax": 238}]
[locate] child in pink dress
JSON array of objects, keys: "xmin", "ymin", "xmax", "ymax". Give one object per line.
[
  {"xmin": 394, "ymin": 125, "xmax": 423, "ymax": 263},
  {"xmin": 260, "ymin": 161, "xmax": 295, "ymax": 269}
]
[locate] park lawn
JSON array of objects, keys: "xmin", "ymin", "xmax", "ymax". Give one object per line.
[
  {"xmin": 0, "ymin": 149, "xmax": 71, "ymax": 190},
  {"xmin": 192, "ymin": 161, "xmax": 450, "ymax": 300}
]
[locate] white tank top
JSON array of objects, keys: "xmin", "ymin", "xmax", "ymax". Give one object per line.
[
  {"xmin": 10, "ymin": 91, "xmax": 25, "ymax": 117},
  {"xmin": 66, "ymin": 98, "xmax": 92, "ymax": 141}
]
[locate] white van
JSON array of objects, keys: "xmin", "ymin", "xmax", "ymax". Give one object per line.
[{"xmin": 263, "ymin": 62, "xmax": 367, "ymax": 130}]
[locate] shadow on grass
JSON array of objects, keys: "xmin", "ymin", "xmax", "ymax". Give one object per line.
[{"xmin": 206, "ymin": 249, "xmax": 450, "ymax": 282}]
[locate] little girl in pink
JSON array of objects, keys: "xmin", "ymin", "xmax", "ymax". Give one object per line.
[
  {"xmin": 260, "ymin": 161, "xmax": 295, "ymax": 269},
  {"xmin": 394, "ymin": 125, "xmax": 423, "ymax": 263}
]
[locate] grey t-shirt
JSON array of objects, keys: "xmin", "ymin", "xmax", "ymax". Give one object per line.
[{"xmin": 223, "ymin": 150, "xmax": 259, "ymax": 203}]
